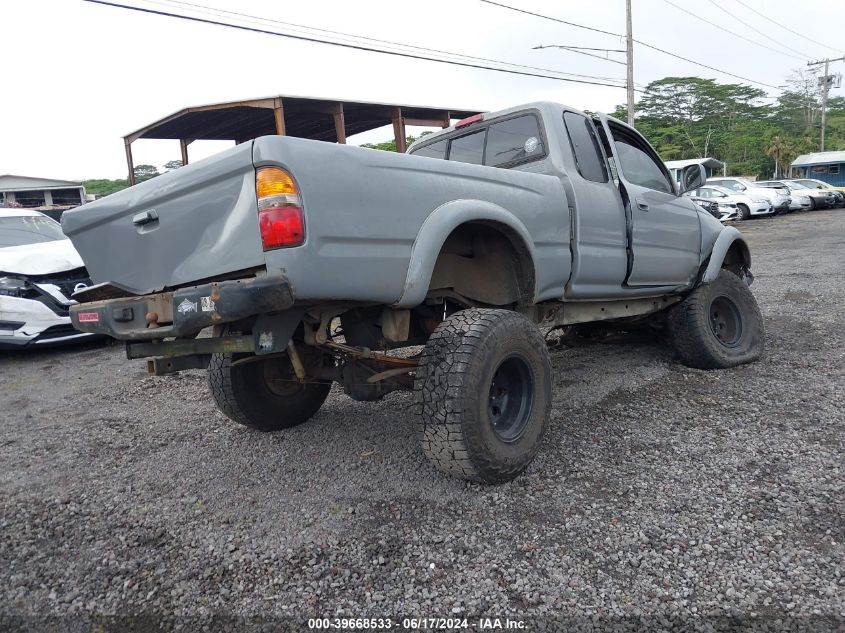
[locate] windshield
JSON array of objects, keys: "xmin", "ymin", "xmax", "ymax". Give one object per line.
[
  {"xmin": 0, "ymin": 215, "xmax": 67, "ymax": 247},
  {"xmin": 797, "ymin": 180, "xmax": 823, "ymax": 189},
  {"xmin": 786, "ymin": 182, "xmax": 808, "ymax": 189}
]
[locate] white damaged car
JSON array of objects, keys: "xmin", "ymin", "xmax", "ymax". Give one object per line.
[{"xmin": 0, "ymin": 209, "xmax": 98, "ymax": 349}]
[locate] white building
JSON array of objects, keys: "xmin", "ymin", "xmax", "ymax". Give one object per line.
[
  {"xmin": 664, "ymin": 158, "xmax": 726, "ymax": 183},
  {"xmin": 0, "ymin": 175, "xmax": 87, "ymax": 219}
]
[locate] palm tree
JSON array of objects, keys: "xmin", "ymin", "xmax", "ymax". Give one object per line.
[{"xmin": 767, "ymin": 136, "xmax": 792, "ymax": 179}]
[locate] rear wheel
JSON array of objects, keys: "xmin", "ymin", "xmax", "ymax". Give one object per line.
[
  {"xmin": 208, "ymin": 352, "xmax": 330, "ymax": 431},
  {"xmin": 414, "ymin": 308, "xmax": 552, "ymax": 484},
  {"xmin": 736, "ymin": 204, "xmax": 750, "ymax": 221},
  {"xmin": 667, "ymin": 270, "xmax": 765, "ymax": 369}
]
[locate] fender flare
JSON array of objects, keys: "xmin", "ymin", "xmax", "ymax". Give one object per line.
[
  {"xmin": 394, "ymin": 199, "xmax": 537, "ymax": 308},
  {"xmin": 701, "ymin": 227, "xmax": 751, "ymax": 283}
]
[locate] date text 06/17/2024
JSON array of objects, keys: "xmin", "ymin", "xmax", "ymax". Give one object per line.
[{"xmin": 307, "ymin": 617, "xmax": 526, "ymax": 630}]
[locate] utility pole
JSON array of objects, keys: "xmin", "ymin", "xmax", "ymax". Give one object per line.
[
  {"xmin": 625, "ymin": 0, "xmax": 635, "ymax": 126},
  {"xmin": 807, "ymin": 55, "xmax": 845, "ymax": 152}
]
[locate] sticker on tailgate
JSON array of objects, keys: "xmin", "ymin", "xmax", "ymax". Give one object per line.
[{"xmin": 77, "ymin": 311, "xmax": 100, "ymax": 323}]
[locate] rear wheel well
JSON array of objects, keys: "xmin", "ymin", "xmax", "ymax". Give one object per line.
[{"xmin": 425, "ymin": 222, "xmax": 535, "ymax": 307}]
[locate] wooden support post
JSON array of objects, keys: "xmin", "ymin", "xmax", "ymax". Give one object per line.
[
  {"xmin": 273, "ymin": 97, "xmax": 286, "ymax": 135},
  {"xmin": 124, "ymin": 140, "xmax": 136, "ymax": 185},
  {"xmin": 442, "ymin": 111, "xmax": 451, "ymax": 128},
  {"xmin": 333, "ymin": 103, "xmax": 346, "ymax": 144},
  {"xmin": 179, "ymin": 139, "xmax": 189, "ymax": 166},
  {"xmin": 392, "ymin": 107, "xmax": 406, "ymax": 153}
]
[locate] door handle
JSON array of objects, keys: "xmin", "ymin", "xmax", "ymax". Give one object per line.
[
  {"xmin": 636, "ymin": 199, "xmax": 649, "ymax": 211},
  {"xmin": 132, "ymin": 209, "xmax": 159, "ymax": 226}
]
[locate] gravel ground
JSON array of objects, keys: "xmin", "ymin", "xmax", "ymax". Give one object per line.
[{"xmin": 1, "ymin": 210, "xmax": 843, "ymax": 632}]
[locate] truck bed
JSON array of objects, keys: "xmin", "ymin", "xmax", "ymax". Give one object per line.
[{"xmin": 64, "ymin": 135, "xmax": 571, "ymax": 304}]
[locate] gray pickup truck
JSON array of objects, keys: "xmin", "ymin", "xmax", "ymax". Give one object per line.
[{"xmin": 63, "ymin": 102, "xmax": 764, "ymax": 484}]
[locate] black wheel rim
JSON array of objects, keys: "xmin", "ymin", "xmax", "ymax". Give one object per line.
[
  {"xmin": 488, "ymin": 354, "xmax": 534, "ymax": 442},
  {"xmin": 263, "ymin": 358, "xmax": 305, "ymax": 397},
  {"xmin": 709, "ymin": 295, "xmax": 743, "ymax": 347}
]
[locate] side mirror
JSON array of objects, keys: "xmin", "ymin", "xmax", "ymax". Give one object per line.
[{"xmin": 679, "ymin": 164, "xmax": 706, "ymax": 194}]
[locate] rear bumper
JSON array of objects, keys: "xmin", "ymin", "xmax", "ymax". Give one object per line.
[{"xmin": 69, "ymin": 275, "xmax": 295, "ymax": 341}]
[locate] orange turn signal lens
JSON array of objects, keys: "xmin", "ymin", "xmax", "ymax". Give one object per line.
[{"xmin": 256, "ymin": 166, "xmax": 297, "ymax": 199}]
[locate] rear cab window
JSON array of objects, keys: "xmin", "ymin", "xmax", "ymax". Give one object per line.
[
  {"xmin": 409, "ymin": 112, "xmax": 546, "ymax": 169},
  {"xmin": 449, "ymin": 130, "xmax": 486, "ymax": 165}
]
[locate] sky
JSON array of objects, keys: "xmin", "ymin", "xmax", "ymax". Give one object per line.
[{"xmin": 2, "ymin": 0, "xmax": 845, "ymax": 181}]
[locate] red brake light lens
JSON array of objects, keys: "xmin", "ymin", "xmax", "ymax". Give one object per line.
[
  {"xmin": 255, "ymin": 166, "xmax": 305, "ymax": 250},
  {"xmin": 455, "ymin": 113, "xmax": 484, "ymax": 129},
  {"xmin": 258, "ymin": 206, "xmax": 305, "ymax": 250}
]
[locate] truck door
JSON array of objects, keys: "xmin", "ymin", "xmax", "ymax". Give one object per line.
[
  {"xmin": 597, "ymin": 115, "xmax": 701, "ymax": 287},
  {"xmin": 561, "ymin": 110, "xmax": 629, "ymax": 298}
]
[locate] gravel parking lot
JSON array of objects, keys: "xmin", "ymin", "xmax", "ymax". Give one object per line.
[{"xmin": 1, "ymin": 210, "xmax": 843, "ymax": 631}]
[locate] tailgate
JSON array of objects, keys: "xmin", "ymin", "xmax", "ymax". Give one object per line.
[{"xmin": 61, "ymin": 142, "xmax": 264, "ymax": 295}]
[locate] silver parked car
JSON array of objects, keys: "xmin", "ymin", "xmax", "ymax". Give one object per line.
[
  {"xmin": 757, "ymin": 180, "xmax": 820, "ymax": 211},
  {"xmin": 788, "ymin": 178, "xmax": 845, "ymax": 207},
  {"xmin": 769, "ymin": 180, "xmax": 838, "ymax": 209},
  {"xmin": 688, "ymin": 185, "xmax": 774, "ymax": 221},
  {"xmin": 707, "ymin": 177, "xmax": 791, "ymax": 214}
]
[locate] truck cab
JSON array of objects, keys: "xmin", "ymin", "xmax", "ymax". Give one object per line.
[{"xmin": 408, "ymin": 103, "xmax": 717, "ymax": 298}]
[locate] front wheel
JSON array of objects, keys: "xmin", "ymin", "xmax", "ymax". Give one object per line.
[
  {"xmin": 667, "ymin": 270, "xmax": 765, "ymax": 369},
  {"xmin": 736, "ymin": 204, "xmax": 750, "ymax": 221},
  {"xmin": 414, "ymin": 309, "xmax": 552, "ymax": 484},
  {"xmin": 208, "ymin": 353, "xmax": 330, "ymax": 431}
]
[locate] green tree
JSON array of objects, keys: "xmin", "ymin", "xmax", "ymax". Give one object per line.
[
  {"xmin": 163, "ymin": 160, "xmax": 183, "ymax": 171},
  {"xmin": 360, "ymin": 135, "xmax": 418, "ymax": 152},
  {"xmin": 133, "ymin": 164, "xmax": 160, "ymax": 182},
  {"xmin": 82, "ymin": 178, "xmax": 129, "ymax": 197}
]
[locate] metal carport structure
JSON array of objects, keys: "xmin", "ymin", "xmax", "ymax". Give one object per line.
[{"xmin": 123, "ymin": 95, "xmax": 480, "ymax": 184}]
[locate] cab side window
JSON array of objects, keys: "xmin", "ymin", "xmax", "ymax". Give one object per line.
[
  {"xmin": 484, "ymin": 115, "xmax": 545, "ymax": 167},
  {"xmin": 563, "ymin": 112, "xmax": 608, "ymax": 183},
  {"xmin": 412, "ymin": 138, "xmax": 448, "ymax": 160},
  {"xmin": 611, "ymin": 131, "xmax": 674, "ymax": 194}
]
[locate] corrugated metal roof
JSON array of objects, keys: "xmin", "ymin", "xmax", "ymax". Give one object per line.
[
  {"xmin": 791, "ymin": 151, "xmax": 845, "ymax": 167},
  {"xmin": 664, "ymin": 157, "xmax": 725, "ymax": 170},
  {"xmin": 0, "ymin": 175, "xmax": 82, "ymax": 191}
]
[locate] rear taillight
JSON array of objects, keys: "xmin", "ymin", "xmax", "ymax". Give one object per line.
[{"xmin": 255, "ymin": 166, "xmax": 305, "ymax": 250}]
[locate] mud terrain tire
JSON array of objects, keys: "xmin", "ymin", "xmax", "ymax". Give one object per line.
[
  {"xmin": 208, "ymin": 353, "xmax": 330, "ymax": 431},
  {"xmin": 668, "ymin": 270, "xmax": 765, "ymax": 369},
  {"xmin": 414, "ymin": 309, "xmax": 552, "ymax": 484}
]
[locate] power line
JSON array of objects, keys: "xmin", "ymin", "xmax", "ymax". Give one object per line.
[
  {"xmin": 81, "ymin": 0, "xmax": 639, "ymax": 91},
  {"xmin": 661, "ymin": 0, "xmax": 807, "ymax": 62},
  {"xmin": 533, "ymin": 44, "xmax": 626, "ymax": 66},
  {"xmin": 152, "ymin": 0, "xmax": 626, "ymax": 84},
  {"xmin": 479, "ymin": 0, "xmax": 782, "ymax": 90},
  {"xmin": 731, "ymin": 0, "xmax": 842, "ymax": 55},
  {"xmin": 479, "ymin": 0, "xmax": 621, "ymax": 38},
  {"xmin": 704, "ymin": 0, "xmax": 814, "ymax": 60}
]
